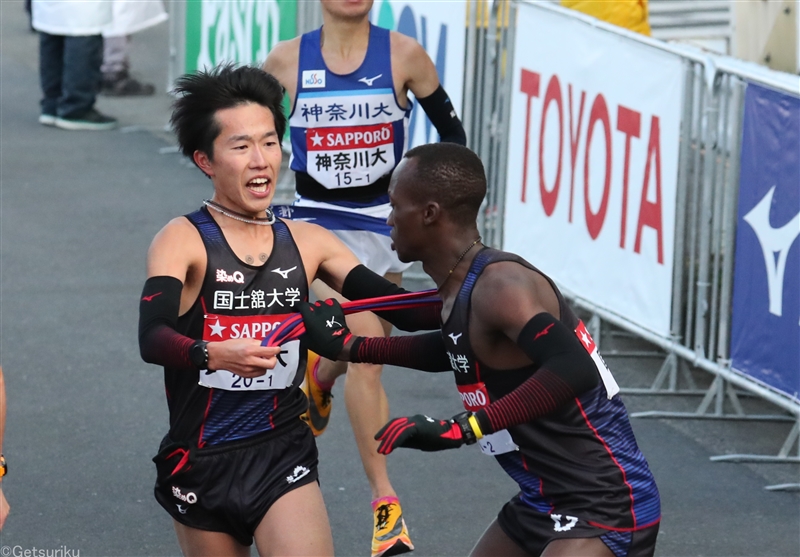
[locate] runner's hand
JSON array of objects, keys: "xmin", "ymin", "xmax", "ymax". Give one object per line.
[
  {"xmin": 300, "ymin": 299, "xmax": 352, "ymax": 360},
  {"xmin": 207, "ymin": 339, "xmax": 280, "ymax": 377},
  {"xmin": 374, "ymin": 415, "xmax": 465, "ymax": 454}
]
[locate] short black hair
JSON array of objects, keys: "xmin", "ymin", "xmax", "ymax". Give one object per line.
[
  {"xmin": 170, "ymin": 64, "xmax": 286, "ymax": 162},
  {"xmin": 403, "ymin": 143, "xmax": 486, "ymax": 225}
]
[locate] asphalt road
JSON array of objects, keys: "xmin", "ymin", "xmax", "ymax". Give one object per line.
[{"xmin": 0, "ymin": 2, "xmax": 797, "ymax": 556}]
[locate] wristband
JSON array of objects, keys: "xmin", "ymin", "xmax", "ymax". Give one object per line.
[
  {"xmin": 468, "ymin": 414, "xmax": 484, "ymax": 440},
  {"xmin": 452, "ymin": 412, "xmax": 479, "ymax": 445}
]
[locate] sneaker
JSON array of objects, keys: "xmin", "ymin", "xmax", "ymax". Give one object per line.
[
  {"xmin": 101, "ymin": 75, "xmax": 155, "ymax": 97},
  {"xmin": 39, "ymin": 114, "xmax": 56, "ymax": 126},
  {"xmin": 371, "ymin": 497, "xmax": 414, "ymax": 557},
  {"xmin": 299, "ymin": 351, "xmax": 333, "ymax": 436},
  {"xmin": 55, "ymin": 109, "xmax": 117, "ymax": 131}
]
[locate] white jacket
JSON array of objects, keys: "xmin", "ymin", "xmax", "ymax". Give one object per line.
[
  {"xmin": 104, "ymin": 1, "xmax": 168, "ymax": 38},
  {"xmin": 32, "ymin": 0, "xmax": 113, "ymax": 36}
]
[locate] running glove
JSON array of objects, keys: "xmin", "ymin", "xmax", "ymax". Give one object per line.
[
  {"xmin": 299, "ymin": 298, "xmax": 352, "ymax": 360},
  {"xmin": 374, "ymin": 413, "xmax": 480, "ymax": 454}
]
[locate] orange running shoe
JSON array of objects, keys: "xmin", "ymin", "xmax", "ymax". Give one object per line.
[
  {"xmin": 371, "ymin": 497, "xmax": 414, "ymax": 557},
  {"xmin": 299, "ymin": 351, "xmax": 333, "ymax": 436}
]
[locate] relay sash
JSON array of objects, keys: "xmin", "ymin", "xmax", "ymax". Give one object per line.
[{"xmin": 261, "ymin": 289, "xmax": 441, "ymax": 347}]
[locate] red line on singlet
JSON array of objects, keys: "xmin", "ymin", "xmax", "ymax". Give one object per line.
[
  {"xmin": 197, "ymin": 389, "xmax": 214, "ymax": 449},
  {"xmin": 269, "ymin": 394, "xmax": 277, "ymax": 429},
  {"xmin": 587, "ymin": 517, "xmax": 661, "ymax": 532},
  {"xmin": 575, "ymin": 398, "xmax": 637, "ymax": 528}
]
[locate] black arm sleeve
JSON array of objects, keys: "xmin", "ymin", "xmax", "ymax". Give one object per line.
[
  {"xmin": 416, "ymin": 85, "xmax": 467, "ymax": 145},
  {"xmin": 138, "ymin": 276, "xmax": 198, "ymax": 371},
  {"xmin": 473, "ymin": 313, "xmax": 599, "ymax": 435},
  {"xmin": 341, "ymin": 265, "xmax": 441, "ymax": 331},
  {"xmin": 349, "ymin": 332, "xmax": 451, "ymax": 372}
]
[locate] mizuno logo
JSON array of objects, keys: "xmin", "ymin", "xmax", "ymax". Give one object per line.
[
  {"xmin": 358, "ymin": 74, "xmax": 382, "ymax": 86},
  {"xmin": 176, "ymin": 504, "xmax": 188, "ymax": 515},
  {"xmin": 534, "ymin": 323, "xmax": 554, "ymax": 341},
  {"xmin": 142, "ymin": 292, "xmax": 162, "ymax": 302},
  {"xmin": 448, "ymin": 332, "xmax": 462, "ymax": 344},
  {"xmin": 271, "ymin": 266, "xmax": 297, "ymax": 279},
  {"xmin": 743, "ymin": 185, "xmax": 800, "ymax": 319}
]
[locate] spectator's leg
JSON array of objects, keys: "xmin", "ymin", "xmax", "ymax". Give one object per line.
[
  {"xmin": 38, "ymin": 32, "xmax": 64, "ymax": 120},
  {"xmin": 101, "ymin": 35, "xmax": 129, "ymax": 83},
  {"xmin": 59, "ymin": 34, "xmax": 103, "ymax": 118}
]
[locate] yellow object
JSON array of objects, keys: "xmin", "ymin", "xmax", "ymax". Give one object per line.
[
  {"xmin": 371, "ymin": 499, "xmax": 414, "ymax": 557},
  {"xmin": 299, "ymin": 351, "xmax": 333, "ymax": 436},
  {"xmin": 561, "ymin": 0, "xmax": 652, "ymax": 36},
  {"xmin": 468, "ymin": 414, "xmax": 484, "ymax": 440}
]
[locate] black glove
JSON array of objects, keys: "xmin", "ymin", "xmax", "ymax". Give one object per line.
[
  {"xmin": 374, "ymin": 413, "xmax": 479, "ymax": 455},
  {"xmin": 299, "ymin": 298, "xmax": 352, "ymax": 360}
]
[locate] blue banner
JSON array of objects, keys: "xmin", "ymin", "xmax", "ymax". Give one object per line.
[{"xmin": 730, "ymin": 84, "xmax": 800, "ymax": 400}]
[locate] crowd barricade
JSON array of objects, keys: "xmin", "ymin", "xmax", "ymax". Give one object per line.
[{"xmin": 469, "ymin": 0, "xmax": 799, "ymax": 490}]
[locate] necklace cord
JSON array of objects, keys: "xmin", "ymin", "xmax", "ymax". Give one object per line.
[
  {"xmin": 203, "ymin": 199, "xmax": 276, "ymax": 226},
  {"xmin": 437, "ymin": 236, "xmax": 482, "ymax": 291}
]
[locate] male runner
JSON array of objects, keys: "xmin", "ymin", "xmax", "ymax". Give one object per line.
[
  {"xmin": 264, "ymin": 1, "xmax": 465, "ymax": 554},
  {"xmin": 297, "ymin": 143, "xmax": 662, "ymax": 557},
  {"xmin": 138, "ymin": 64, "xmax": 420, "ymax": 556}
]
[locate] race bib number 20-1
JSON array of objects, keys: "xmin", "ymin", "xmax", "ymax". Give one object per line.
[
  {"xmin": 198, "ymin": 312, "xmax": 301, "ymax": 392},
  {"xmin": 198, "ymin": 339, "xmax": 300, "ymax": 392}
]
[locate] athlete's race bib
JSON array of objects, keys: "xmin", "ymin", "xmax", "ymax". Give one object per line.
[
  {"xmin": 296, "ymin": 89, "xmax": 399, "ymax": 189},
  {"xmin": 574, "ymin": 321, "xmax": 620, "ymax": 399},
  {"xmin": 478, "ymin": 430, "xmax": 518, "ymax": 456},
  {"xmin": 198, "ymin": 339, "xmax": 300, "ymax": 392},
  {"xmin": 198, "ymin": 313, "xmax": 301, "ymax": 392}
]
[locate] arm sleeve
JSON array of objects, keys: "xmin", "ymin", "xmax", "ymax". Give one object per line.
[
  {"xmin": 341, "ymin": 265, "xmax": 441, "ymax": 331},
  {"xmin": 473, "ymin": 313, "xmax": 599, "ymax": 435},
  {"xmin": 138, "ymin": 276, "xmax": 197, "ymax": 371},
  {"xmin": 349, "ymin": 332, "xmax": 451, "ymax": 372},
  {"xmin": 416, "ymin": 85, "xmax": 467, "ymax": 145}
]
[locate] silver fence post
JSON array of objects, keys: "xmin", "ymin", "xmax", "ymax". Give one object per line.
[
  {"xmin": 490, "ymin": 0, "xmax": 516, "ymax": 250},
  {"xmin": 167, "ymin": 0, "xmax": 186, "ymax": 89},
  {"xmin": 671, "ymin": 61, "xmax": 698, "ymax": 346},
  {"xmin": 463, "ymin": 0, "xmax": 480, "ymax": 147},
  {"xmin": 692, "ymin": 61, "xmax": 721, "ymax": 360},
  {"xmin": 683, "ymin": 64, "xmax": 706, "ymax": 352},
  {"xmin": 716, "ymin": 78, "xmax": 745, "ymax": 362},
  {"xmin": 705, "ymin": 71, "xmax": 732, "ymax": 359}
]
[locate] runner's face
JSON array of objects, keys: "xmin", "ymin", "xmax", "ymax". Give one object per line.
[
  {"xmin": 320, "ymin": 0, "xmax": 373, "ymax": 21},
  {"xmin": 200, "ymin": 103, "xmax": 282, "ymax": 217},
  {"xmin": 387, "ymin": 158, "xmax": 425, "ymax": 263}
]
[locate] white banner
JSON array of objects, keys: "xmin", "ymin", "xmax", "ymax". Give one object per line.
[
  {"xmin": 371, "ymin": 0, "xmax": 467, "ymax": 148},
  {"xmin": 504, "ymin": 4, "xmax": 683, "ymax": 337}
]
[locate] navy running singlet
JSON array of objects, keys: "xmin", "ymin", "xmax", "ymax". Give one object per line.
[
  {"xmin": 289, "ymin": 24, "xmax": 411, "ymax": 203},
  {"xmin": 441, "ymin": 247, "xmax": 661, "ymax": 532},
  {"xmin": 163, "ymin": 208, "xmax": 310, "ymax": 447}
]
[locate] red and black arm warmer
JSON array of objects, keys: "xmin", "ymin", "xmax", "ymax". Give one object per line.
[
  {"xmin": 341, "ymin": 265, "xmax": 441, "ymax": 331},
  {"xmin": 416, "ymin": 85, "xmax": 467, "ymax": 145},
  {"xmin": 472, "ymin": 313, "xmax": 600, "ymax": 436},
  {"xmin": 349, "ymin": 332, "xmax": 451, "ymax": 372},
  {"xmin": 138, "ymin": 276, "xmax": 197, "ymax": 371}
]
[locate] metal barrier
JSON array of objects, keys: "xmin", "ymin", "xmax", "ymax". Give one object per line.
[{"xmin": 468, "ymin": 0, "xmax": 799, "ymax": 490}]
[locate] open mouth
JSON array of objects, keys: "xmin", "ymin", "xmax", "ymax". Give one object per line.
[{"xmin": 247, "ymin": 177, "xmax": 270, "ymax": 193}]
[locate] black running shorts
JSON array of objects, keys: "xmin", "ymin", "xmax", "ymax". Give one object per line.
[
  {"xmin": 497, "ymin": 495, "xmax": 660, "ymax": 557},
  {"xmin": 153, "ymin": 419, "xmax": 318, "ymax": 546}
]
